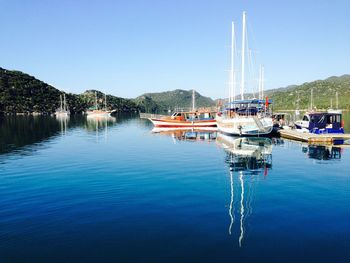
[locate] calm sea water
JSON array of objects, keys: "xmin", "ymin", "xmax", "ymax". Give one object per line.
[{"xmin": 0, "ymin": 113, "xmax": 350, "ymax": 263}]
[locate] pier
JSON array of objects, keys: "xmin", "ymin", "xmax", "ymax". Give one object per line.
[{"xmin": 279, "ymin": 129, "xmax": 350, "ymax": 144}]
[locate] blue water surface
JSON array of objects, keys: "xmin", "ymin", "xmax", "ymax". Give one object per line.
[{"xmin": 0, "ymin": 114, "xmax": 349, "ymax": 263}]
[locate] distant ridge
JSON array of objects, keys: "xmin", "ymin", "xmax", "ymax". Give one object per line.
[
  {"xmin": 1, "ymin": 66, "xmax": 349, "ymax": 114},
  {"xmin": 265, "ymin": 74, "xmax": 350, "ymax": 110},
  {"xmin": 136, "ymin": 89, "xmax": 215, "ymax": 112},
  {"xmin": 217, "ymin": 74, "xmax": 350, "ymax": 110},
  {"xmin": 0, "ymin": 67, "xmax": 138, "ymax": 114}
]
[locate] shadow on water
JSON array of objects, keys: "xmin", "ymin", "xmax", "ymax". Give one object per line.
[
  {"xmin": 0, "ymin": 113, "xmax": 138, "ymax": 156},
  {"xmin": 0, "ymin": 115, "xmax": 61, "ymax": 156}
]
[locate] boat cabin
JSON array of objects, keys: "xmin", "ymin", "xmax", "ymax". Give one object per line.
[
  {"xmin": 300, "ymin": 112, "xmax": 344, "ymax": 134},
  {"xmin": 272, "ymin": 112, "xmax": 290, "ymax": 128},
  {"xmin": 170, "ymin": 111, "xmax": 216, "ymax": 121},
  {"xmin": 223, "ymin": 99, "xmax": 273, "ymax": 117}
]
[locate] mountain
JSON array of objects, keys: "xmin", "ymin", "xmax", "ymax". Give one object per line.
[
  {"xmin": 217, "ymin": 75, "xmax": 350, "ymax": 111},
  {"xmin": 80, "ymin": 90, "xmax": 138, "ymax": 112},
  {"xmin": 2, "ymin": 66, "xmax": 349, "ymax": 114},
  {"xmin": 0, "ymin": 67, "xmax": 138, "ymax": 114},
  {"xmin": 266, "ymin": 74, "xmax": 350, "ymax": 110},
  {"xmin": 136, "ymin": 89, "xmax": 215, "ymax": 112}
]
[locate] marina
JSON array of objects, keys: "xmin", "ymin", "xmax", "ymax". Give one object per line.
[{"xmin": 1, "ymin": 1, "xmax": 350, "ymax": 262}]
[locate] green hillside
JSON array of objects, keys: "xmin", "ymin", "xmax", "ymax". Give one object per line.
[
  {"xmin": 266, "ymin": 75, "xmax": 350, "ymax": 110},
  {"xmin": 0, "ymin": 67, "xmax": 138, "ymax": 114},
  {"xmin": 2, "ymin": 66, "xmax": 348, "ymax": 114},
  {"xmin": 137, "ymin": 89, "xmax": 215, "ymax": 112},
  {"xmin": 81, "ymin": 90, "xmax": 138, "ymax": 112}
]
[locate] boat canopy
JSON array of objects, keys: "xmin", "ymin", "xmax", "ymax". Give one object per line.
[
  {"xmin": 307, "ymin": 112, "xmax": 343, "ymax": 133},
  {"xmin": 228, "ymin": 99, "xmax": 273, "ymax": 105}
]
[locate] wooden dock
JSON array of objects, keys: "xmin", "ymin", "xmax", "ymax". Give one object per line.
[{"xmin": 279, "ymin": 129, "xmax": 350, "ymax": 144}]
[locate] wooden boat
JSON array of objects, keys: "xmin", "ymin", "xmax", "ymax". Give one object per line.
[
  {"xmin": 149, "ymin": 110, "xmax": 217, "ymax": 128},
  {"xmin": 148, "ymin": 90, "xmax": 217, "ymax": 128}
]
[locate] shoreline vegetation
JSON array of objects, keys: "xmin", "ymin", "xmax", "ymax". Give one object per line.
[{"xmin": 1, "ymin": 67, "xmax": 349, "ymax": 115}]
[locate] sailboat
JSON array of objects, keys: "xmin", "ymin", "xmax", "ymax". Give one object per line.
[
  {"xmin": 55, "ymin": 94, "xmax": 70, "ymax": 117},
  {"xmin": 147, "ymin": 90, "xmax": 217, "ymax": 128},
  {"xmin": 328, "ymin": 91, "xmax": 342, "ymax": 114},
  {"xmin": 216, "ymin": 12, "xmax": 273, "ymax": 136},
  {"xmin": 86, "ymin": 91, "xmax": 112, "ymax": 118}
]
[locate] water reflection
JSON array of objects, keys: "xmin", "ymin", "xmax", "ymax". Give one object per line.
[
  {"xmin": 302, "ymin": 144, "xmax": 342, "ymax": 160},
  {"xmin": 56, "ymin": 115, "xmax": 69, "ymax": 136},
  {"xmin": 85, "ymin": 116, "xmax": 117, "ymax": 142},
  {"xmin": 151, "ymin": 128, "xmax": 217, "ymax": 143},
  {"xmin": 216, "ymin": 134, "xmax": 272, "ymax": 247},
  {"xmin": 0, "ymin": 116, "xmax": 61, "ymax": 155},
  {"xmin": 0, "ymin": 115, "xmax": 118, "ymax": 156}
]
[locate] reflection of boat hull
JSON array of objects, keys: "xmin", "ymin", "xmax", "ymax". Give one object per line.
[
  {"xmin": 152, "ymin": 127, "xmax": 217, "ymax": 132},
  {"xmin": 149, "ymin": 118, "xmax": 216, "ymax": 128},
  {"xmin": 151, "ymin": 128, "xmax": 217, "ymax": 142},
  {"xmin": 216, "ymin": 116, "xmax": 273, "ymax": 136},
  {"xmin": 55, "ymin": 112, "xmax": 70, "ymax": 118},
  {"xmin": 86, "ymin": 111, "xmax": 112, "ymax": 118}
]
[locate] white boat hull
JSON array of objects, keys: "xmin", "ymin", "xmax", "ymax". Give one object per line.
[
  {"xmin": 216, "ymin": 116, "xmax": 273, "ymax": 136},
  {"xmin": 86, "ymin": 112, "xmax": 111, "ymax": 118}
]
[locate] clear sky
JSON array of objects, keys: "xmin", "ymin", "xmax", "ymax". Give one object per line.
[{"xmin": 1, "ymin": 0, "xmax": 349, "ymax": 99}]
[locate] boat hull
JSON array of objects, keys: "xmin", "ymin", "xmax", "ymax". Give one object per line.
[
  {"xmin": 149, "ymin": 118, "xmax": 217, "ymax": 128},
  {"xmin": 216, "ymin": 116, "xmax": 273, "ymax": 136}
]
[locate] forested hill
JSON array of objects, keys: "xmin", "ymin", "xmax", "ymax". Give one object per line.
[
  {"xmin": 266, "ymin": 75, "xmax": 350, "ymax": 110},
  {"xmin": 1, "ymin": 66, "xmax": 349, "ymax": 114},
  {"xmin": 0, "ymin": 67, "xmax": 138, "ymax": 114},
  {"xmin": 136, "ymin": 89, "xmax": 215, "ymax": 112}
]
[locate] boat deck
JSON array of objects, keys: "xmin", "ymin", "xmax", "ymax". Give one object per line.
[{"xmin": 279, "ymin": 129, "xmax": 350, "ymax": 144}]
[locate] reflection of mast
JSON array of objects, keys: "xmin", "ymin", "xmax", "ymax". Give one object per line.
[
  {"xmin": 228, "ymin": 165, "xmax": 235, "ymax": 235},
  {"xmin": 239, "ymin": 171, "xmax": 245, "ymax": 247}
]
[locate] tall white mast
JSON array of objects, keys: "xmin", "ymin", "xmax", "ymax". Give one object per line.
[
  {"xmin": 310, "ymin": 88, "xmax": 313, "ymax": 110},
  {"xmin": 258, "ymin": 66, "xmax": 262, "ymax": 100},
  {"xmin": 95, "ymin": 91, "xmax": 98, "ymax": 110},
  {"xmin": 192, "ymin": 89, "xmax": 195, "ymax": 111},
  {"xmin": 60, "ymin": 95, "xmax": 63, "ymax": 111},
  {"xmin": 261, "ymin": 65, "xmax": 265, "ymax": 100},
  {"xmin": 104, "ymin": 93, "xmax": 107, "ymax": 111},
  {"xmin": 240, "ymin": 11, "xmax": 246, "ymax": 100},
  {"xmin": 231, "ymin": 21, "xmax": 236, "ymax": 103},
  {"xmin": 336, "ymin": 91, "xmax": 339, "ymax": 109},
  {"xmin": 63, "ymin": 94, "xmax": 67, "ymax": 111}
]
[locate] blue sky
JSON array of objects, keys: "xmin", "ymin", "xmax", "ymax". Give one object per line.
[{"xmin": 1, "ymin": 0, "xmax": 349, "ymax": 99}]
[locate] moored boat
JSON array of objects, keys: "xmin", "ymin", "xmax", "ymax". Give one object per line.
[
  {"xmin": 294, "ymin": 111, "xmax": 344, "ymax": 134},
  {"xmin": 149, "ymin": 110, "xmax": 217, "ymax": 128},
  {"xmin": 86, "ymin": 91, "xmax": 113, "ymax": 118},
  {"xmin": 217, "ymin": 99, "xmax": 273, "ymax": 136},
  {"xmin": 148, "ymin": 89, "xmax": 217, "ymax": 128},
  {"xmin": 55, "ymin": 94, "xmax": 70, "ymax": 117},
  {"xmin": 216, "ymin": 12, "xmax": 273, "ymax": 136}
]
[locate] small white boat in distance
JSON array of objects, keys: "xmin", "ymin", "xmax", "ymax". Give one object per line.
[
  {"xmin": 86, "ymin": 91, "xmax": 113, "ymax": 118},
  {"xmin": 55, "ymin": 94, "xmax": 70, "ymax": 117}
]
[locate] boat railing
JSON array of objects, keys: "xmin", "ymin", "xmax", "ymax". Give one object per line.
[
  {"xmin": 174, "ymin": 106, "xmax": 218, "ymax": 112},
  {"xmin": 139, "ymin": 113, "xmax": 168, "ymax": 119}
]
